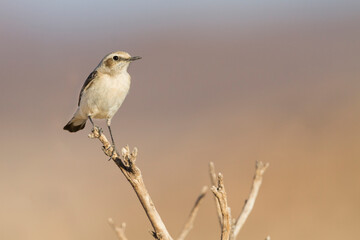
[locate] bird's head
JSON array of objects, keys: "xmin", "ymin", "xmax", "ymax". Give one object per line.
[{"xmin": 98, "ymin": 51, "xmax": 141, "ymax": 75}]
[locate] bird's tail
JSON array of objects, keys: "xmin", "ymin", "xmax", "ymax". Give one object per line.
[{"xmin": 63, "ymin": 116, "xmax": 87, "ymax": 132}]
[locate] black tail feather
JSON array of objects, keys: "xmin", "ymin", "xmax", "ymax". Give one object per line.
[{"xmin": 63, "ymin": 119, "xmax": 86, "ymax": 132}]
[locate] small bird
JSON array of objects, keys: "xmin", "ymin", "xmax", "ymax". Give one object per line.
[{"xmin": 63, "ymin": 51, "xmax": 141, "ymax": 149}]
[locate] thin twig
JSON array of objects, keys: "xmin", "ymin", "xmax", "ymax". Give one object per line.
[
  {"xmin": 211, "ymin": 173, "xmax": 231, "ymax": 240},
  {"xmin": 230, "ymin": 161, "xmax": 269, "ymax": 240},
  {"xmin": 177, "ymin": 186, "xmax": 208, "ymax": 240},
  {"xmin": 108, "ymin": 218, "xmax": 128, "ymax": 240},
  {"xmin": 209, "ymin": 162, "xmax": 223, "ymax": 227},
  {"xmin": 89, "ymin": 126, "xmax": 173, "ymax": 240}
]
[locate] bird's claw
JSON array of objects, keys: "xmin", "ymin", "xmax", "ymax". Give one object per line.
[
  {"xmin": 92, "ymin": 126, "xmax": 103, "ymax": 135},
  {"xmin": 105, "ymin": 145, "xmax": 117, "ymax": 161}
]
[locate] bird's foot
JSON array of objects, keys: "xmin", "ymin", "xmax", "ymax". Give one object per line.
[
  {"xmin": 94, "ymin": 126, "xmax": 103, "ymax": 134},
  {"xmin": 104, "ymin": 144, "xmax": 118, "ymax": 161},
  {"xmin": 109, "ymin": 145, "xmax": 118, "ymax": 161},
  {"xmin": 88, "ymin": 126, "xmax": 103, "ymax": 139}
]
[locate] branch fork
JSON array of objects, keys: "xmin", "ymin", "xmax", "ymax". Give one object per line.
[
  {"xmin": 210, "ymin": 161, "xmax": 269, "ymax": 240},
  {"xmin": 108, "ymin": 218, "xmax": 128, "ymax": 240}
]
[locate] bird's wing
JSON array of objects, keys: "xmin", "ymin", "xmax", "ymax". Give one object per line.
[{"xmin": 78, "ymin": 70, "xmax": 98, "ymax": 106}]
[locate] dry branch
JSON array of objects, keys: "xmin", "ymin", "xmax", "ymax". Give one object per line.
[
  {"xmin": 230, "ymin": 161, "xmax": 269, "ymax": 240},
  {"xmin": 177, "ymin": 186, "xmax": 208, "ymax": 240},
  {"xmin": 87, "ymin": 126, "xmax": 269, "ymax": 240},
  {"xmin": 211, "ymin": 173, "xmax": 231, "ymax": 240},
  {"xmin": 209, "ymin": 162, "xmax": 223, "ymax": 227},
  {"xmin": 88, "ymin": 126, "xmax": 173, "ymax": 240},
  {"xmin": 108, "ymin": 218, "xmax": 128, "ymax": 240}
]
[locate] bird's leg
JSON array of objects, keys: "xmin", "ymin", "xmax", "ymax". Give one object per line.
[
  {"xmin": 107, "ymin": 119, "xmax": 116, "ymax": 147},
  {"xmin": 88, "ymin": 115, "xmax": 95, "ymax": 127},
  {"xmin": 88, "ymin": 116, "xmax": 102, "ymax": 134},
  {"xmin": 107, "ymin": 119, "xmax": 117, "ymax": 159}
]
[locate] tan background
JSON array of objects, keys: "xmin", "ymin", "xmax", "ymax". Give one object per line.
[{"xmin": 0, "ymin": 1, "xmax": 359, "ymax": 239}]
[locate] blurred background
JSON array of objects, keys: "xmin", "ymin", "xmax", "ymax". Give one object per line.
[{"xmin": 1, "ymin": 0, "xmax": 360, "ymax": 239}]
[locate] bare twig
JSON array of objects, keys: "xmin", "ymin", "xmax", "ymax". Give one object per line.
[
  {"xmin": 211, "ymin": 173, "xmax": 231, "ymax": 240},
  {"xmin": 89, "ymin": 126, "xmax": 173, "ymax": 240},
  {"xmin": 108, "ymin": 218, "xmax": 128, "ymax": 240},
  {"xmin": 209, "ymin": 162, "xmax": 223, "ymax": 227},
  {"xmin": 177, "ymin": 186, "xmax": 208, "ymax": 240},
  {"xmin": 230, "ymin": 161, "xmax": 269, "ymax": 240}
]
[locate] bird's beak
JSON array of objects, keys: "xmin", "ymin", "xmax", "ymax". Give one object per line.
[{"xmin": 128, "ymin": 56, "xmax": 142, "ymax": 61}]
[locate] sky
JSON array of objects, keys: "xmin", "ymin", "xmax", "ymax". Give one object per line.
[{"xmin": 1, "ymin": 1, "xmax": 360, "ymax": 36}]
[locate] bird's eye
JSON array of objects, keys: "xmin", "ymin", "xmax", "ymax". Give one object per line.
[{"xmin": 113, "ymin": 56, "xmax": 119, "ymax": 61}]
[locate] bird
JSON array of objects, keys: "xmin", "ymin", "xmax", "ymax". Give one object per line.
[{"xmin": 63, "ymin": 51, "xmax": 141, "ymax": 150}]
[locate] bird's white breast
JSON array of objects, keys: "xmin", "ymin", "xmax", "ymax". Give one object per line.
[{"xmin": 79, "ymin": 72, "xmax": 131, "ymax": 119}]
